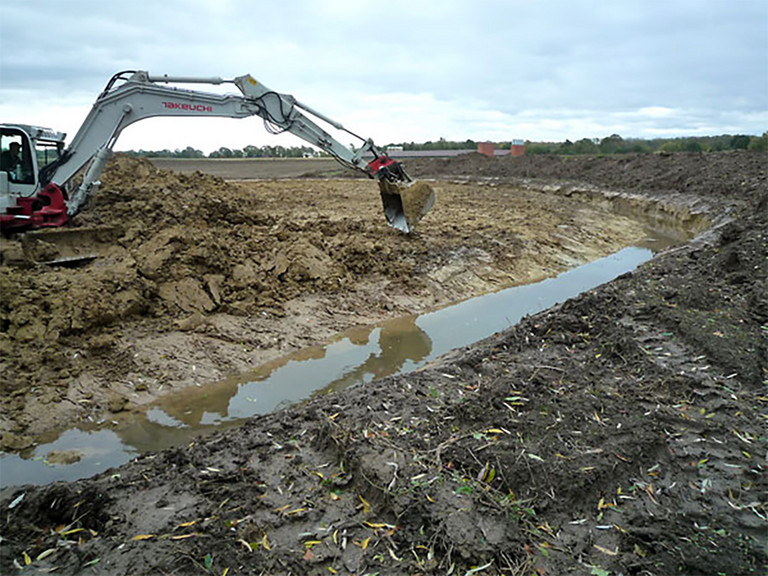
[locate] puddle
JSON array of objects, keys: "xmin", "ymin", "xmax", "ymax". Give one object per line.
[{"xmin": 0, "ymin": 230, "xmax": 685, "ymax": 488}]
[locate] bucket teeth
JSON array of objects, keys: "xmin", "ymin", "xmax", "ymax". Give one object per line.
[{"xmin": 379, "ymin": 180, "xmax": 436, "ymax": 233}]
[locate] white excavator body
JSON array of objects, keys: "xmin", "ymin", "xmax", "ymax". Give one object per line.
[{"xmin": 1, "ymin": 71, "xmax": 434, "ymax": 233}]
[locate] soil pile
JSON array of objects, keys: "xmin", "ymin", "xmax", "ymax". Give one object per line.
[
  {"xmin": 0, "ymin": 152, "xmax": 765, "ymax": 575},
  {"xmin": 407, "ymin": 151, "xmax": 767, "ymax": 206},
  {"xmin": 1, "ymin": 155, "xmax": 646, "ymax": 440}
]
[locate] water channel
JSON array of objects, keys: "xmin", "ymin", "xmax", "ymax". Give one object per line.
[{"xmin": 0, "ymin": 229, "xmax": 686, "ymax": 488}]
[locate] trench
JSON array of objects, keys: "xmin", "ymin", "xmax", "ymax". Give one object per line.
[{"xmin": 0, "ymin": 216, "xmax": 695, "ymax": 489}]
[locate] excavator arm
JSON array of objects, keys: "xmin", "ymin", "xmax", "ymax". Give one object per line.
[{"xmin": 39, "ymin": 71, "xmax": 433, "ymax": 232}]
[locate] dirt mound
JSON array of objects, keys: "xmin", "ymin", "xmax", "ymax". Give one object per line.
[
  {"xmin": 408, "ymin": 150, "xmax": 768, "ymax": 208},
  {"xmin": 1, "ymin": 155, "xmax": 650, "ymax": 438},
  {"xmin": 0, "ymin": 158, "xmax": 365, "ymax": 419}
]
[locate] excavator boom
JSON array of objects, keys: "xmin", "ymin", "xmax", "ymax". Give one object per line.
[{"xmin": 1, "ymin": 71, "xmax": 435, "ymax": 233}]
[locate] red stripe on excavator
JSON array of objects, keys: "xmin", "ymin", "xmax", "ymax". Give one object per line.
[{"xmin": 367, "ymin": 156, "xmax": 398, "ymax": 176}]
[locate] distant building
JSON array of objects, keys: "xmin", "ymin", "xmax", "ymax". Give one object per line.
[
  {"xmin": 362, "ymin": 140, "xmax": 527, "ymax": 159},
  {"xmin": 477, "ymin": 140, "xmax": 526, "ymax": 157},
  {"xmin": 477, "ymin": 142, "xmax": 495, "ymax": 157}
]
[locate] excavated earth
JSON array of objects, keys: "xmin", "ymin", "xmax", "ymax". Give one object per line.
[
  {"xmin": 0, "ymin": 151, "xmax": 766, "ymax": 575},
  {"xmin": 0, "ymin": 156, "xmax": 657, "ymax": 441}
]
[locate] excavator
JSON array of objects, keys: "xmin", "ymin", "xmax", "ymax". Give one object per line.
[{"xmin": 0, "ymin": 71, "xmax": 435, "ymax": 234}]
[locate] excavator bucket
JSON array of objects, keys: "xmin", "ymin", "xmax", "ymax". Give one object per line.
[
  {"xmin": 366, "ymin": 156, "xmax": 435, "ymax": 233},
  {"xmin": 378, "ymin": 179, "xmax": 436, "ymax": 233}
]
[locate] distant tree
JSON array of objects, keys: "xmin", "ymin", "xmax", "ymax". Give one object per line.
[
  {"xmin": 748, "ymin": 132, "xmax": 768, "ymax": 151},
  {"xmin": 119, "ymin": 133, "xmax": 766, "ymax": 160},
  {"xmin": 573, "ymin": 138, "xmax": 598, "ymax": 154},
  {"xmin": 210, "ymin": 146, "xmax": 234, "ymax": 158},
  {"xmin": 524, "ymin": 140, "xmax": 557, "ymax": 155},
  {"xmin": 659, "ymin": 140, "xmax": 683, "ymax": 153},
  {"xmin": 559, "ymin": 139, "xmax": 574, "ymax": 154},
  {"xmin": 682, "ymin": 139, "xmax": 703, "ymax": 153},
  {"xmin": 730, "ymin": 135, "xmax": 751, "ymax": 150},
  {"xmin": 243, "ymin": 145, "xmax": 262, "ymax": 158},
  {"xmin": 624, "ymin": 139, "xmax": 652, "ymax": 153},
  {"xmin": 704, "ymin": 136, "xmax": 730, "ymax": 152},
  {"xmin": 599, "ymin": 134, "xmax": 625, "ymax": 154},
  {"xmin": 176, "ymin": 146, "xmax": 204, "ymax": 158}
]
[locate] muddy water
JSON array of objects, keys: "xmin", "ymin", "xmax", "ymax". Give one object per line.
[{"xmin": 0, "ymin": 230, "xmax": 686, "ymax": 488}]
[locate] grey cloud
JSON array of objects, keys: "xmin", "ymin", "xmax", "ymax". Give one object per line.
[{"xmin": 1, "ymin": 0, "xmax": 765, "ymax": 140}]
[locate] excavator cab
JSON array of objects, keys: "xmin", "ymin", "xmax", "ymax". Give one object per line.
[
  {"xmin": 1, "ymin": 125, "xmax": 69, "ymax": 231},
  {"xmin": 1, "ymin": 128, "xmax": 36, "ymax": 192}
]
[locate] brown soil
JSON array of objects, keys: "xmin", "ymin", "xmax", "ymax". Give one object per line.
[
  {"xmin": 0, "ymin": 156, "xmax": 650, "ymax": 441},
  {"xmin": 1, "ymin": 151, "xmax": 766, "ymax": 575},
  {"xmin": 150, "ymin": 157, "xmax": 348, "ymax": 180}
]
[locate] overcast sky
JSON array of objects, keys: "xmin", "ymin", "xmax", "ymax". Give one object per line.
[{"xmin": 1, "ymin": 0, "xmax": 766, "ymax": 154}]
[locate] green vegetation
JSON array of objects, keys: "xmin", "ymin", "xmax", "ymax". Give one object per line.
[
  {"xmin": 390, "ymin": 132, "xmax": 767, "ymax": 155},
  {"xmin": 390, "ymin": 137, "xmax": 480, "ymax": 151},
  {"xmin": 519, "ymin": 132, "xmax": 768, "ymax": 155},
  {"xmin": 121, "ymin": 132, "xmax": 767, "ymax": 159},
  {"xmin": 123, "ymin": 144, "xmax": 318, "ymax": 159},
  {"xmin": 389, "ymin": 132, "xmax": 768, "ymax": 155}
]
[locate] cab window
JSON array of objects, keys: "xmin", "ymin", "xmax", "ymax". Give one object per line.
[{"xmin": 0, "ymin": 131, "xmax": 34, "ymax": 184}]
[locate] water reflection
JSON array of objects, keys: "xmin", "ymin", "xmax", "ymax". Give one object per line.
[
  {"xmin": 0, "ymin": 429, "xmax": 134, "ymax": 488},
  {"xmin": 320, "ymin": 315, "xmax": 432, "ymax": 394},
  {"xmin": 151, "ymin": 314, "xmax": 432, "ymax": 427}
]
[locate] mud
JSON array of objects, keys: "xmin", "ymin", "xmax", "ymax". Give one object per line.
[
  {"xmin": 1, "ymin": 151, "xmax": 766, "ymax": 575},
  {"xmin": 1, "ymin": 156, "xmax": 649, "ymax": 440}
]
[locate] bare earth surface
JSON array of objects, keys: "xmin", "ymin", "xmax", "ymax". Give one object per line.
[
  {"xmin": 150, "ymin": 157, "xmax": 346, "ymax": 180},
  {"xmin": 0, "ymin": 151, "xmax": 766, "ymax": 575},
  {"xmin": 0, "ymin": 157, "xmax": 652, "ymax": 441}
]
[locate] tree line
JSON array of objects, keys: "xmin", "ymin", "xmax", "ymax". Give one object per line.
[
  {"xmin": 123, "ymin": 144, "xmax": 319, "ymax": 159},
  {"xmin": 122, "ymin": 132, "xmax": 767, "ymax": 159},
  {"xmin": 394, "ymin": 133, "xmax": 767, "ymax": 154},
  {"xmin": 519, "ymin": 133, "xmax": 767, "ymax": 155}
]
